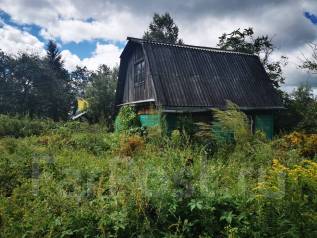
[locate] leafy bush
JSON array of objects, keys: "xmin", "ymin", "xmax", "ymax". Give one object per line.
[
  {"xmin": 195, "ymin": 101, "xmax": 253, "ymax": 157},
  {"xmin": 254, "ymin": 159, "xmax": 317, "ymax": 237},
  {"xmin": 118, "ymin": 134, "xmax": 144, "ymax": 157},
  {"xmin": 212, "ymin": 101, "xmax": 251, "ymax": 145},
  {"xmin": 0, "ymin": 114, "xmax": 55, "ymax": 137},
  {"xmin": 276, "ymin": 85, "xmax": 317, "ymax": 133},
  {"xmin": 283, "ymin": 132, "xmax": 317, "ymax": 158},
  {"xmin": 115, "ymin": 105, "xmax": 141, "ymax": 133}
]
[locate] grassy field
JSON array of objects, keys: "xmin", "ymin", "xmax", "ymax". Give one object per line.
[{"xmin": 0, "ymin": 114, "xmax": 316, "ymax": 238}]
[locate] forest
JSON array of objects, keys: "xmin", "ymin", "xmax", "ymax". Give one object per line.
[{"xmin": 0, "ymin": 13, "xmax": 317, "ymax": 238}]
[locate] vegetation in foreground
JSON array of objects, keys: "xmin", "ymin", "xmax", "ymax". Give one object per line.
[
  {"xmin": 0, "ymin": 106, "xmax": 316, "ymax": 238},
  {"xmin": 0, "ymin": 12, "xmax": 317, "ymax": 238}
]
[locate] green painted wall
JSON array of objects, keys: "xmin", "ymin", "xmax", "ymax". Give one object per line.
[
  {"xmin": 255, "ymin": 114, "xmax": 274, "ymax": 139},
  {"xmin": 117, "ymin": 112, "xmax": 275, "ymax": 140},
  {"xmin": 165, "ymin": 114, "xmax": 178, "ymax": 132},
  {"xmin": 211, "ymin": 122, "xmax": 234, "ymax": 143},
  {"xmin": 143, "ymin": 113, "xmax": 186, "ymax": 133},
  {"xmin": 139, "ymin": 114, "xmax": 160, "ymax": 127}
]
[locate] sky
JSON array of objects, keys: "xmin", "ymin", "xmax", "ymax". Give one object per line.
[{"xmin": 0, "ymin": 0, "xmax": 317, "ymax": 93}]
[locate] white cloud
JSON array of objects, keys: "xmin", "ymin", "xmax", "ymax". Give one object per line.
[
  {"xmin": 179, "ymin": 16, "xmax": 251, "ymax": 47},
  {"xmin": 1, "ymin": 0, "xmax": 316, "ymax": 48},
  {"xmin": 301, "ymin": 0, "xmax": 317, "ymax": 14},
  {"xmin": 1, "ymin": 0, "xmax": 145, "ymax": 44},
  {"xmin": 178, "ymin": 1, "xmax": 317, "ymax": 50},
  {"xmin": 281, "ymin": 44, "xmax": 317, "ymax": 87},
  {"xmin": 1, "ymin": 0, "xmax": 317, "ymax": 88},
  {"xmin": 40, "ymin": 12, "xmax": 143, "ymax": 43},
  {"xmin": 0, "ymin": 22, "xmax": 45, "ymax": 56},
  {"xmin": 61, "ymin": 43, "xmax": 122, "ymax": 71},
  {"xmin": 60, "ymin": 49, "xmax": 82, "ymax": 71},
  {"xmin": 82, "ymin": 43, "xmax": 121, "ymax": 70},
  {"xmin": 0, "ymin": 20, "xmax": 121, "ymax": 72},
  {"xmin": 0, "ymin": 0, "xmax": 59, "ymax": 26}
]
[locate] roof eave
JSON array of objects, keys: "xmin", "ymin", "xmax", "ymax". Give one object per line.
[
  {"xmin": 117, "ymin": 98, "xmax": 156, "ymax": 107},
  {"xmin": 126, "ymin": 36, "xmax": 257, "ymax": 56},
  {"xmin": 161, "ymin": 106, "xmax": 285, "ymax": 113}
]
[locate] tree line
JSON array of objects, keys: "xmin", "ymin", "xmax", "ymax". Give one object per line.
[
  {"xmin": 0, "ymin": 41, "xmax": 117, "ymax": 126},
  {"xmin": 0, "ymin": 13, "xmax": 316, "ymax": 133}
]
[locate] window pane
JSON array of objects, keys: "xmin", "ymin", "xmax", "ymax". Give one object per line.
[{"xmin": 135, "ymin": 60, "xmax": 145, "ymax": 84}]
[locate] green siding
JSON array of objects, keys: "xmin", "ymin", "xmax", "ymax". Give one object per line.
[
  {"xmin": 139, "ymin": 113, "xmax": 178, "ymax": 132},
  {"xmin": 255, "ymin": 114, "xmax": 274, "ymax": 139},
  {"xmin": 139, "ymin": 114, "xmax": 160, "ymax": 127},
  {"xmin": 212, "ymin": 122, "xmax": 234, "ymax": 143},
  {"xmin": 117, "ymin": 112, "xmax": 274, "ymax": 140},
  {"xmin": 165, "ymin": 114, "xmax": 178, "ymax": 132}
]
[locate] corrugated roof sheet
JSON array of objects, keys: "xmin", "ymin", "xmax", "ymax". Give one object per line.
[{"xmin": 120, "ymin": 37, "xmax": 283, "ymax": 109}]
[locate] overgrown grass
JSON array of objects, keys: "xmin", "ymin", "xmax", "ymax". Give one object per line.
[{"xmin": 0, "ymin": 112, "xmax": 316, "ymax": 237}]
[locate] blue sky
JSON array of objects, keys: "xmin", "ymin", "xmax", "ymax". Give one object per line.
[
  {"xmin": 0, "ymin": 9, "xmax": 125, "ymax": 61},
  {"xmin": 0, "ymin": 0, "xmax": 317, "ymax": 91},
  {"xmin": 305, "ymin": 11, "xmax": 317, "ymax": 25}
]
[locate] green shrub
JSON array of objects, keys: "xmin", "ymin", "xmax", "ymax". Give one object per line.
[
  {"xmin": 212, "ymin": 101, "xmax": 251, "ymax": 146},
  {"xmin": 115, "ymin": 105, "xmax": 141, "ymax": 133},
  {"xmin": 254, "ymin": 159, "xmax": 317, "ymax": 237},
  {"xmin": 0, "ymin": 115, "xmax": 55, "ymax": 137},
  {"xmin": 118, "ymin": 134, "xmax": 144, "ymax": 157},
  {"xmin": 282, "ymin": 132, "xmax": 317, "ymax": 158}
]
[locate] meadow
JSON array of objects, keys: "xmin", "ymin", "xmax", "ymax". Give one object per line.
[{"xmin": 0, "ymin": 109, "xmax": 316, "ymax": 238}]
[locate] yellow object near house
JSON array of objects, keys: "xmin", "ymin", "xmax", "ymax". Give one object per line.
[{"xmin": 77, "ymin": 98, "xmax": 89, "ymax": 112}]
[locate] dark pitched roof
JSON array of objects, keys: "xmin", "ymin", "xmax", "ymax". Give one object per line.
[{"xmin": 120, "ymin": 37, "xmax": 283, "ymax": 110}]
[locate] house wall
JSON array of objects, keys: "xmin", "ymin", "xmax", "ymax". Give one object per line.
[
  {"xmin": 254, "ymin": 114, "xmax": 274, "ymax": 139},
  {"xmin": 244, "ymin": 111, "xmax": 274, "ymax": 139},
  {"xmin": 137, "ymin": 111, "xmax": 274, "ymax": 139},
  {"xmin": 122, "ymin": 45, "xmax": 155, "ymax": 103}
]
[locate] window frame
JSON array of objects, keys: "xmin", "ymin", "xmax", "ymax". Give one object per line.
[{"xmin": 134, "ymin": 59, "xmax": 145, "ymax": 86}]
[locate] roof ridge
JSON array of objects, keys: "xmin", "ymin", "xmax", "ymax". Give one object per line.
[{"xmin": 127, "ymin": 36, "xmax": 256, "ymax": 57}]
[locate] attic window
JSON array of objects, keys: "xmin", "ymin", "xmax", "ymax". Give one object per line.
[{"xmin": 134, "ymin": 60, "xmax": 145, "ymax": 85}]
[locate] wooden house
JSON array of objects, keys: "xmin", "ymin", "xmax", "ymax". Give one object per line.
[{"xmin": 115, "ymin": 37, "xmax": 283, "ymax": 138}]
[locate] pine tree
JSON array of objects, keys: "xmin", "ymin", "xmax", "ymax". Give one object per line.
[
  {"xmin": 143, "ymin": 13, "xmax": 183, "ymax": 44},
  {"xmin": 40, "ymin": 40, "xmax": 73, "ymax": 120}
]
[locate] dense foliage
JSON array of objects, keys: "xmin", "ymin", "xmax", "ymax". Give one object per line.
[
  {"xmin": 0, "ymin": 108, "xmax": 316, "ymax": 237},
  {"xmin": 0, "ymin": 45, "xmax": 118, "ymax": 125},
  {"xmin": 143, "ymin": 12, "xmax": 183, "ymax": 44},
  {"xmin": 115, "ymin": 105, "xmax": 141, "ymax": 133},
  {"xmin": 0, "ymin": 41, "xmax": 74, "ymax": 120},
  {"xmin": 85, "ymin": 65, "xmax": 118, "ymax": 126},
  {"xmin": 276, "ymin": 85, "xmax": 317, "ymax": 133}
]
